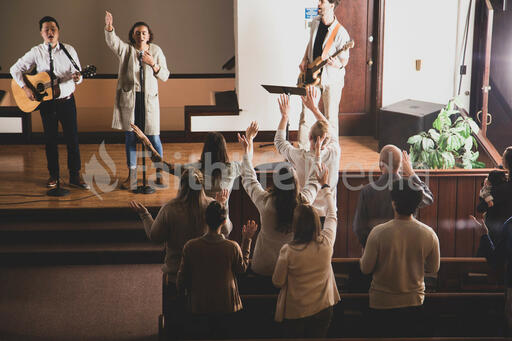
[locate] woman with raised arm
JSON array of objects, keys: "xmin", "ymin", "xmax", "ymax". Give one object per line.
[
  {"xmin": 272, "ymin": 165, "xmax": 340, "ymax": 338},
  {"xmin": 104, "ymin": 11, "xmax": 170, "ymax": 189},
  {"xmin": 131, "ymin": 123, "xmax": 241, "ymax": 235},
  {"xmin": 237, "ymin": 122, "xmax": 322, "ymax": 281},
  {"xmin": 129, "ymin": 168, "xmax": 228, "ymax": 338}
]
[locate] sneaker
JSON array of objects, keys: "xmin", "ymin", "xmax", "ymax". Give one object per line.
[
  {"xmin": 47, "ymin": 176, "xmax": 59, "ymax": 188},
  {"xmin": 69, "ymin": 174, "xmax": 91, "ymax": 190}
]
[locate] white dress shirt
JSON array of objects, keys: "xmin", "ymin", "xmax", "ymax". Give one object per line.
[{"xmin": 10, "ymin": 42, "xmax": 82, "ymax": 99}]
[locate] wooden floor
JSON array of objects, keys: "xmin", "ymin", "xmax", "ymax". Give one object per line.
[{"xmin": 0, "ymin": 136, "xmax": 379, "ymax": 210}]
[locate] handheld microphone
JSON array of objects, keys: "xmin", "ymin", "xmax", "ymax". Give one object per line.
[{"xmin": 138, "ymin": 50, "xmax": 144, "ymax": 61}]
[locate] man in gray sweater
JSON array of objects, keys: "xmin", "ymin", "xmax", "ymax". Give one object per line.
[
  {"xmin": 353, "ymin": 144, "xmax": 433, "ymax": 247},
  {"xmin": 360, "ymin": 178, "xmax": 440, "ymax": 337}
]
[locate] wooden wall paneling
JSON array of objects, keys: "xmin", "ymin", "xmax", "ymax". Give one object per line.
[
  {"xmin": 473, "ymin": 176, "xmax": 486, "ymax": 254},
  {"xmin": 418, "ymin": 177, "xmax": 439, "ymax": 233},
  {"xmin": 437, "ymin": 177, "xmax": 458, "ymax": 256},
  {"xmin": 455, "ymin": 177, "xmax": 477, "ymax": 257},
  {"xmin": 334, "ymin": 180, "xmax": 349, "ymax": 258}
]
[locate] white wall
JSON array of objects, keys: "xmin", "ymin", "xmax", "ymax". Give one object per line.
[
  {"xmin": 382, "ymin": 0, "xmax": 475, "ymax": 110},
  {"xmin": 192, "ymin": 0, "xmax": 316, "ymax": 132},
  {"xmin": 0, "ymin": 118, "xmax": 22, "ymax": 133}
]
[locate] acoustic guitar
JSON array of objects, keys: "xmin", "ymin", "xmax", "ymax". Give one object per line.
[
  {"xmin": 297, "ymin": 40, "xmax": 354, "ymax": 88},
  {"xmin": 11, "ymin": 65, "xmax": 96, "ymax": 113}
]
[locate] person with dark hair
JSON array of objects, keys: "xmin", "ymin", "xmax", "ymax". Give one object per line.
[
  {"xmin": 297, "ymin": 0, "xmax": 350, "ymax": 148},
  {"xmin": 479, "ymin": 170, "xmax": 508, "ymax": 209},
  {"xmin": 10, "ymin": 16, "xmax": 89, "ymax": 189},
  {"xmin": 360, "ymin": 178, "xmax": 440, "ymax": 337},
  {"xmin": 272, "ymin": 165, "xmax": 339, "ymax": 338},
  {"xmin": 479, "ymin": 147, "xmax": 512, "ymax": 243},
  {"xmin": 472, "ymin": 214, "xmax": 512, "ymax": 333},
  {"xmin": 131, "ymin": 124, "xmax": 241, "ymax": 235},
  {"xmin": 176, "ymin": 202, "xmax": 257, "ymax": 339},
  {"xmin": 275, "ymin": 87, "xmax": 340, "ymax": 223},
  {"xmin": 129, "ymin": 168, "xmax": 227, "ymax": 338},
  {"xmin": 353, "ymin": 144, "xmax": 433, "ymax": 247},
  {"xmin": 238, "ymin": 122, "xmax": 322, "ymax": 278},
  {"xmin": 104, "ymin": 11, "xmax": 169, "ymax": 189}
]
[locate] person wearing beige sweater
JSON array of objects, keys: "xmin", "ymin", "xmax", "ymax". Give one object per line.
[
  {"xmin": 238, "ymin": 122, "xmax": 322, "ymax": 278},
  {"xmin": 176, "ymin": 201, "xmax": 257, "ymax": 339},
  {"xmin": 360, "ymin": 178, "xmax": 440, "ymax": 337},
  {"xmin": 104, "ymin": 11, "xmax": 170, "ymax": 189},
  {"xmin": 272, "ymin": 166, "xmax": 339, "ymax": 338}
]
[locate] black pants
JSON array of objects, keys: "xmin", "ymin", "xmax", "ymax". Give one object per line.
[
  {"xmin": 369, "ymin": 305, "xmax": 425, "ymax": 337},
  {"xmin": 39, "ymin": 96, "xmax": 81, "ymax": 178},
  {"xmin": 282, "ymin": 306, "xmax": 333, "ymax": 338}
]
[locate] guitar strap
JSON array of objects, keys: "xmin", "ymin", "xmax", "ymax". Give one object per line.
[
  {"xmin": 59, "ymin": 43, "xmax": 81, "ymax": 72},
  {"xmin": 321, "ymin": 22, "xmax": 341, "ymax": 61}
]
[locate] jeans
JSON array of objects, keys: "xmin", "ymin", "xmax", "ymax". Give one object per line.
[
  {"xmin": 124, "ymin": 131, "xmax": 163, "ymax": 169},
  {"xmin": 125, "ymin": 91, "xmax": 163, "ymax": 169},
  {"xmin": 39, "ymin": 96, "xmax": 81, "ymax": 178}
]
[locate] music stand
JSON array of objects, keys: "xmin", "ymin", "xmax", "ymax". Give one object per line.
[{"xmin": 260, "ymin": 85, "xmax": 306, "ymax": 148}]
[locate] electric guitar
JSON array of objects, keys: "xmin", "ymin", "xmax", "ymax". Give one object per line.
[
  {"xmin": 11, "ymin": 65, "xmax": 96, "ymax": 113},
  {"xmin": 297, "ymin": 40, "xmax": 354, "ymax": 88}
]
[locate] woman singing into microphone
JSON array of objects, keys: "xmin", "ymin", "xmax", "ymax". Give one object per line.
[{"xmin": 104, "ymin": 11, "xmax": 170, "ymax": 189}]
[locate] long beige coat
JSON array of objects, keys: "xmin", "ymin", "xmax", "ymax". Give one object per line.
[{"xmin": 105, "ymin": 29, "xmax": 170, "ymax": 135}]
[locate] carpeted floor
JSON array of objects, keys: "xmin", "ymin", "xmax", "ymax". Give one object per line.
[{"xmin": 0, "ymin": 264, "xmax": 162, "ymax": 341}]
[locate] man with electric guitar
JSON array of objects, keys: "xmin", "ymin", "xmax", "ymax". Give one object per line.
[
  {"xmin": 10, "ymin": 16, "xmax": 90, "ymax": 189},
  {"xmin": 297, "ymin": 0, "xmax": 352, "ymax": 149}
]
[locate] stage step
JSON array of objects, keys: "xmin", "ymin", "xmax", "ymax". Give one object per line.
[
  {"xmin": 0, "ymin": 242, "xmax": 164, "ymax": 265},
  {"xmin": 0, "ymin": 207, "xmax": 165, "ymax": 265}
]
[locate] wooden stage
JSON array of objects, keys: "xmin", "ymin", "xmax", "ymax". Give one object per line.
[
  {"xmin": 1, "ymin": 136, "xmax": 495, "ymax": 258},
  {"xmin": 0, "ymin": 136, "xmax": 380, "ymax": 210}
]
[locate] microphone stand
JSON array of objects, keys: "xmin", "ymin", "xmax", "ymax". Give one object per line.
[
  {"xmin": 47, "ymin": 42, "xmax": 69, "ymax": 197},
  {"xmin": 134, "ymin": 51, "xmax": 155, "ymax": 194}
]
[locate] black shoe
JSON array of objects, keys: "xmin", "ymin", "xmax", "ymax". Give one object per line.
[{"xmin": 69, "ymin": 175, "xmax": 91, "ymax": 190}]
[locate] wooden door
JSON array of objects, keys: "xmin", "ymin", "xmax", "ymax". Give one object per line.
[
  {"xmin": 335, "ymin": 0, "xmax": 372, "ymax": 114},
  {"xmin": 325, "ymin": 0, "xmax": 380, "ymax": 135}
]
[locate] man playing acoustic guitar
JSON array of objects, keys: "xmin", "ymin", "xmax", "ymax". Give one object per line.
[
  {"xmin": 10, "ymin": 16, "xmax": 89, "ymax": 189},
  {"xmin": 298, "ymin": 0, "xmax": 350, "ymax": 149}
]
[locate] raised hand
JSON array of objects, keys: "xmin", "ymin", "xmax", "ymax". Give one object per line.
[
  {"xmin": 301, "ymin": 86, "xmax": 319, "ymax": 112},
  {"xmin": 129, "ymin": 200, "xmax": 147, "ymax": 214},
  {"xmin": 314, "ymin": 133, "xmax": 327, "ymax": 157},
  {"xmin": 278, "ymin": 94, "xmax": 290, "ymax": 119},
  {"xmin": 245, "ymin": 121, "xmax": 259, "ymax": 141},
  {"xmin": 470, "ymin": 215, "xmax": 489, "ymax": 236},
  {"xmin": 237, "ymin": 133, "xmax": 250, "ymax": 155},
  {"xmin": 316, "ymin": 163, "xmax": 329, "ymax": 187},
  {"xmin": 401, "ymin": 150, "xmax": 414, "ymax": 177},
  {"xmin": 105, "ymin": 11, "xmax": 114, "ymax": 31},
  {"xmin": 242, "ymin": 220, "xmax": 258, "ymax": 239},
  {"xmin": 215, "ymin": 189, "xmax": 229, "ymax": 205}
]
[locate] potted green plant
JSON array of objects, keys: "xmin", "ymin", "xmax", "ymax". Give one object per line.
[{"xmin": 407, "ymin": 99, "xmax": 486, "ymax": 169}]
